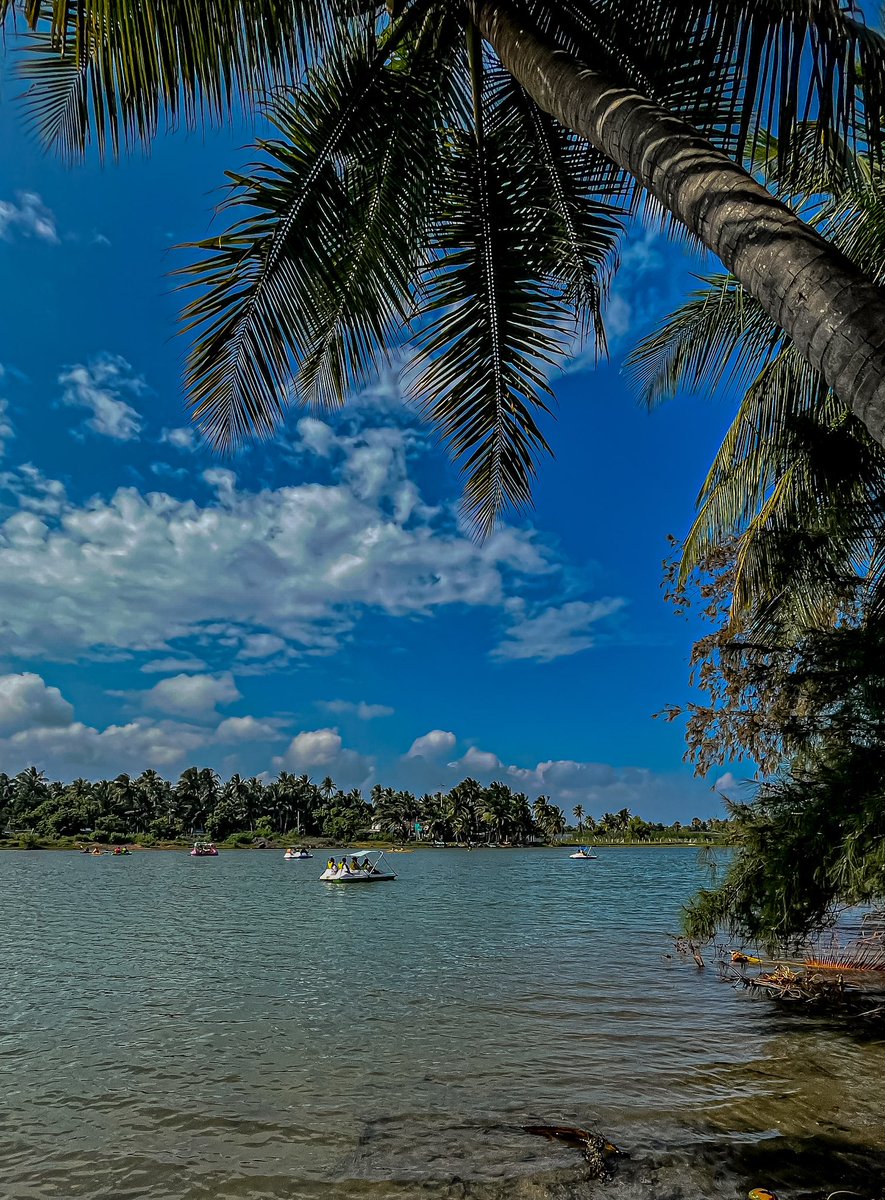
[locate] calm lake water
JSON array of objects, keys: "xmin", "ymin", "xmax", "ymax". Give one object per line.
[{"xmin": 2, "ymin": 847, "xmax": 883, "ymax": 1199}]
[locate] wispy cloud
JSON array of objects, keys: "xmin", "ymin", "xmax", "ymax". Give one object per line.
[
  {"xmin": 59, "ymin": 353, "xmax": 147, "ymax": 441},
  {"xmin": 493, "ymin": 597, "xmax": 626, "ymax": 663},
  {"xmin": 160, "ymin": 426, "xmax": 201, "ymax": 451},
  {"xmin": 0, "ymin": 192, "xmax": 59, "ymax": 244},
  {"xmin": 320, "ymin": 699, "xmax": 394, "ymax": 720},
  {"xmin": 0, "ymin": 398, "xmax": 13, "ymax": 460}
]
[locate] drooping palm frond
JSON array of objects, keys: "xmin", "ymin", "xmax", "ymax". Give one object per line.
[
  {"xmin": 639, "ymin": 300, "xmax": 885, "ymax": 629},
  {"xmin": 2, "ymin": 0, "xmax": 371, "ymax": 158},
  {"xmin": 629, "ymin": 129, "xmax": 885, "ymax": 624},
  {"xmin": 180, "ymin": 24, "xmax": 621, "ymax": 526},
  {"xmin": 10, "ymin": 0, "xmax": 885, "ymax": 172},
  {"xmin": 500, "ymin": 72, "xmax": 622, "ymax": 345},
  {"xmin": 408, "ymin": 56, "xmax": 620, "ymax": 534},
  {"xmin": 177, "ymin": 12, "xmax": 455, "ymax": 446},
  {"xmin": 526, "ymin": 0, "xmax": 885, "ymax": 178},
  {"xmin": 293, "ymin": 11, "xmax": 468, "ymax": 408},
  {"xmin": 626, "ymin": 274, "xmax": 781, "ymax": 409}
]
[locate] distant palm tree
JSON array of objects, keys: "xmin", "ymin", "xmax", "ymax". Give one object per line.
[
  {"xmin": 448, "ymin": 778, "xmax": 481, "ymax": 844},
  {"xmin": 7, "ymin": 4, "xmax": 885, "ymax": 525},
  {"xmin": 573, "ymin": 804, "xmax": 585, "ymax": 836},
  {"xmin": 175, "ymin": 767, "xmax": 220, "ymax": 834}
]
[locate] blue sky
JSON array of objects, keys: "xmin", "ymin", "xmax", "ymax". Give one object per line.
[{"xmin": 0, "ymin": 74, "xmax": 743, "ymax": 820}]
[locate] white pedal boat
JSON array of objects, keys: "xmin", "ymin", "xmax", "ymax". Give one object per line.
[
  {"xmin": 320, "ymin": 849, "xmax": 397, "ymax": 883},
  {"xmin": 284, "ymin": 849, "xmax": 313, "ymax": 859},
  {"xmin": 569, "ymin": 846, "xmax": 598, "ymax": 860}
]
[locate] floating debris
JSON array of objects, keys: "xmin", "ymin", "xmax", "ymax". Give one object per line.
[
  {"xmin": 523, "ymin": 1124, "xmax": 624, "ymax": 1180},
  {"xmin": 721, "ymin": 956, "xmax": 885, "ymax": 1015},
  {"xmin": 669, "ymin": 934, "xmax": 706, "ymax": 969}
]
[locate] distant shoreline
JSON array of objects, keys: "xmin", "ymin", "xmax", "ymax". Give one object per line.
[{"xmin": 0, "ymin": 837, "xmax": 726, "ymax": 853}]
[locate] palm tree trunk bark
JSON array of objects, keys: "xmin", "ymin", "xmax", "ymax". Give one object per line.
[{"xmin": 472, "ymin": 0, "xmax": 885, "ymax": 446}]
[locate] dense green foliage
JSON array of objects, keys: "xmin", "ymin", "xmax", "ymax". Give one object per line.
[
  {"xmin": 0, "ymin": 767, "xmax": 720, "ymax": 847},
  {"xmin": 685, "ymin": 747, "xmax": 885, "ymax": 947},
  {"xmin": 634, "ymin": 131, "xmax": 885, "ymax": 945},
  {"xmin": 0, "ymin": 767, "xmax": 575, "ymax": 845}
]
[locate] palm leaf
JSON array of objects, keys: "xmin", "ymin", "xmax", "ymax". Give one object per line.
[
  {"xmin": 625, "ymin": 273, "xmax": 781, "ymax": 409},
  {"xmin": 409, "ymin": 52, "xmax": 603, "ymax": 534},
  {"xmin": 4, "ymin": 0, "xmax": 371, "ymax": 158},
  {"xmin": 294, "ymin": 10, "xmax": 467, "ymax": 407},
  {"xmin": 177, "ymin": 13, "xmax": 444, "ymax": 446}
]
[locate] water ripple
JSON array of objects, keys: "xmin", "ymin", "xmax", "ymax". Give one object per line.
[{"xmin": 2, "ymin": 847, "xmax": 883, "ymax": 1197}]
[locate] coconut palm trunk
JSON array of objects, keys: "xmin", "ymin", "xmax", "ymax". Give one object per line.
[{"xmin": 472, "ymin": 0, "xmax": 885, "ymax": 447}]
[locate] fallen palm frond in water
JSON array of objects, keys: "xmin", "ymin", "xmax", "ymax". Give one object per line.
[
  {"xmin": 523, "ymin": 1125, "xmax": 624, "ymax": 1180},
  {"xmin": 730, "ymin": 937, "xmax": 885, "ymax": 977},
  {"xmin": 721, "ymin": 958, "xmax": 885, "ymax": 1015}
]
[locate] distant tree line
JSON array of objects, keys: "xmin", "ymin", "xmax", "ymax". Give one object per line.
[
  {"xmin": 0, "ymin": 767, "xmax": 717, "ymax": 846},
  {"xmin": 0, "ymin": 767, "xmax": 571, "ymax": 845},
  {"xmin": 571, "ymin": 805, "xmax": 726, "ymax": 841}
]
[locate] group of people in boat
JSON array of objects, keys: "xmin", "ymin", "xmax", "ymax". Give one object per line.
[{"xmin": 326, "ymin": 855, "xmax": 379, "ymax": 876}]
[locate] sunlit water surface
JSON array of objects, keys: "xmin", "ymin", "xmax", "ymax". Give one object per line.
[{"xmin": 2, "ymin": 848, "xmax": 883, "ymax": 1199}]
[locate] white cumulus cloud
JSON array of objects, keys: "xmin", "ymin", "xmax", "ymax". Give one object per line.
[
  {"xmin": 58, "ymin": 353, "xmax": 147, "ymax": 441},
  {"xmin": 0, "ymin": 718, "xmax": 212, "ymax": 778},
  {"xmin": 141, "ymin": 672, "xmax": 241, "ymax": 717},
  {"xmin": 406, "ymin": 729, "xmax": 456, "ymax": 759},
  {"xmin": 455, "ymin": 746, "xmax": 503, "ymax": 773},
  {"xmin": 215, "ymin": 715, "xmax": 281, "ymax": 742},
  {"xmin": 0, "ymin": 672, "xmax": 74, "ymax": 736},
  {"xmin": 0, "ymin": 423, "xmax": 552, "ymax": 665},
  {"xmin": 273, "ymin": 726, "xmax": 373, "ymax": 786}
]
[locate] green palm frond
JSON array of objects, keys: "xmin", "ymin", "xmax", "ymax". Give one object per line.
[
  {"xmin": 536, "ymin": 0, "xmax": 885, "ymax": 170},
  {"xmin": 408, "ymin": 52, "xmax": 619, "ymax": 535},
  {"xmin": 410, "ymin": 134, "xmax": 557, "ymax": 535},
  {"xmin": 293, "ymin": 11, "xmax": 467, "ymax": 407},
  {"xmin": 500, "ymin": 71, "xmax": 622, "ymax": 346},
  {"xmin": 10, "ymin": 0, "xmax": 885, "ymax": 191},
  {"xmin": 625, "ymin": 274, "xmax": 781, "ymax": 409},
  {"xmin": 3, "ymin": 0, "xmax": 370, "ymax": 158},
  {"xmin": 180, "ymin": 19, "xmax": 621, "ymax": 528},
  {"xmin": 632, "ymin": 129, "xmax": 885, "ymax": 626},
  {"xmin": 178, "ymin": 13, "xmax": 449, "ymax": 445}
]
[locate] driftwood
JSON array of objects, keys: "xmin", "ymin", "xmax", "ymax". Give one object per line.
[{"xmin": 523, "ymin": 1124, "xmax": 623, "ymax": 1180}]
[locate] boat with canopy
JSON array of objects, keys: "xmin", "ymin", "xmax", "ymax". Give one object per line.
[
  {"xmin": 569, "ymin": 846, "xmax": 598, "ymax": 860},
  {"xmin": 320, "ymin": 849, "xmax": 397, "ymax": 883},
  {"xmin": 190, "ymin": 841, "xmax": 218, "ymax": 857}
]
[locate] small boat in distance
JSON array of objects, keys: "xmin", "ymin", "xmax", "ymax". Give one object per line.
[
  {"xmin": 284, "ymin": 848, "xmax": 313, "ymax": 860},
  {"xmin": 320, "ymin": 849, "xmax": 397, "ymax": 883},
  {"xmin": 190, "ymin": 841, "xmax": 218, "ymax": 857},
  {"xmin": 569, "ymin": 846, "xmax": 598, "ymax": 860}
]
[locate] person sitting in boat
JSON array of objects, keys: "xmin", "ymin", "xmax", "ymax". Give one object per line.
[
  {"xmin": 327, "ymin": 856, "xmax": 336, "ymax": 872},
  {"xmin": 338, "ymin": 857, "xmax": 348, "ymax": 872},
  {"xmin": 360, "ymin": 857, "xmax": 372, "ymax": 872},
  {"xmin": 350, "ymin": 856, "xmax": 361, "ymax": 873}
]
